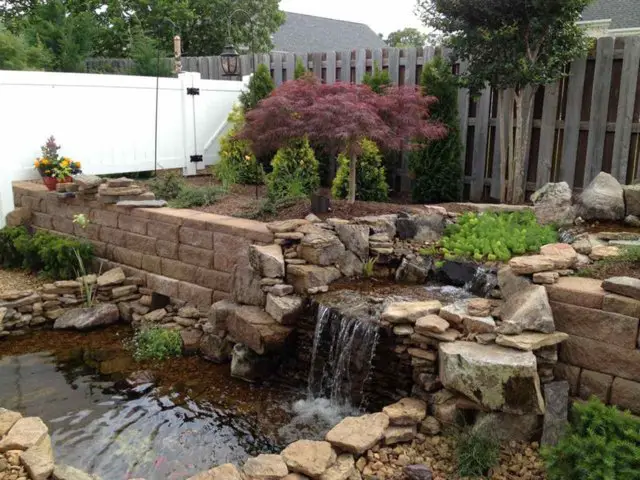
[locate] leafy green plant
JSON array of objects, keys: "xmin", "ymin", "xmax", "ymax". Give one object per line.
[
  {"xmin": 267, "ymin": 137, "xmax": 320, "ymax": 201},
  {"xmin": 132, "ymin": 327, "xmax": 182, "ymax": 362},
  {"xmin": 455, "ymin": 428, "xmax": 500, "ymax": 477},
  {"xmin": 362, "ymin": 61, "xmax": 392, "ymax": 94},
  {"xmin": 362, "ymin": 256, "xmax": 378, "ymax": 278},
  {"xmin": 148, "ymin": 171, "xmax": 186, "ymax": 200},
  {"xmin": 240, "ymin": 63, "xmax": 275, "ymax": 111},
  {"xmin": 294, "ymin": 58, "xmax": 307, "ymax": 79},
  {"xmin": 332, "ymin": 139, "xmax": 389, "ymax": 202},
  {"xmin": 72, "ymin": 214, "xmax": 100, "ymax": 306},
  {"xmin": 169, "ymin": 185, "xmax": 223, "ymax": 208},
  {"xmin": 542, "ymin": 398, "xmax": 640, "ymax": 480},
  {"xmin": 410, "ymin": 56, "xmax": 463, "ymax": 203},
  {"xmin": 0, "ymin": 23, "xmax": 50, "ymax": 71},
  {"xmin": 128, "ymin": 28, "xmax": 173, "ymax": 77},
  {"xmin": 439, "ymin": 211, "xmax": 557, "ymax": 262},
  {"xmin": 0, "ymin": 226, "xmax": 30, "ymax": 268}
]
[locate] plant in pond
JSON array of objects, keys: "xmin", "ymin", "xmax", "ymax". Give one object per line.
[
  {"xmin": 332, "ymin": 139, "xmax": 389, "ymax": 202},
  {"xmin": 362, "ymin": 256, "xmax": 378, "ymax": 278},
  {"xmin": 0, "ymin": 226, "xmax": 30, "ymax": 268},
  {"xmin": 131, "ymin": 327, "xmax": 182, "ymax": 362},
  {"xmin": 455, "ymin": 428, "xmax": 500, "ymax": 477},
  {"xmin": 542, "ymin": 397, "xmax": 640, "ymax": 479},
  {"xmin": 169, "ymin": 185, "xmax": 224, "ymax": 208},
  {"xmin": 267, "ymin": 137, "xmax": 320, "ymax": 201},
  {"xmin": 240, "ymin": 76, "xmax": 445, "ymax": 203},
  {"xmin": 439, "ymin": 211, "xmax": 557, "ymax": 262},
  {"xmin": 148, "ymin": 171, "xmax": 186, "ymax": 200}
]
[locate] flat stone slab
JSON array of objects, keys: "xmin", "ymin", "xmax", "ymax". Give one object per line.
[
  {"xmin": 0, "ymin": 417, "xmax": 48, "ymax": 452},
  {"xmin": 382, "ymin": 398, "xmax": 427, "ymax": 426},
  {"xmin": 384, "ymin": 426, "xmax": 416, "ymax": 445},
  {"xmin": 496, "ymin": 332, "xmax": 569, "ymax": 351},
  {"xmin": 96, "ymin": 268, "xmax": 125, "ymax": 287},
  {"xmin": 227, "ymin": 306, "xmax": 292, "ymax": 355},
  {"xmin": 243, "ymin": 454, "xmax": 289, "ymax": 480},
  {"xmin": 381, "ymin": 301, "xmax": 443, "ymax": 324},
  {"xmin": 415, "ymin": 315, "xmax": 449, "ymax": 334},
  {"xmin": 318, "ymin": 454, "xmax": 355, "ymax": 480},
  {"xmin": 602, "ymin": 276, "xmax": 640, "ymax": 301},
  {"xmin": 508, "ymin": 255, "xmax": 555, "ymax": 275},
  {"xmin": 325, "ymin": 413, "xmax": 389, "ymax": 455},
  {"xmin": 54, "ymin": 304, "xmax": 120, "ymax": 331},
  {"xmin": 0, "ymin": 409, "xmax": 22, "ymax": 437},
  {"xmin": 281, "ymin": 440, "xmax": 336, "ymax": 477},
  {"xmin": 116, "ymin": 200, "xmax": 167, "ymax": 208}
]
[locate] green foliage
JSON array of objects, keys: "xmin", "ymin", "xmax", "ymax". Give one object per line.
[
  {"xmin": 169, "ymin": 185, "xmax": 224, "ymax": 208},
  {"xmin": 362, "ymin": 257, "xmax": 378, "ymax": 278},
  {"xmin": 9, "ymin": 229, "xmax": 93, "ymax": 280},
  {"xmin": 128, "ymin": 29, "xmax": 173, "ymax": 77},
  {"xmin": 267, "ymin": 138, "xmax": 320, "ymax": 201},
  {"xmin": 410, "ymin": 55, "xmax": 463, "ymax": 203},
  {"xmin": 294, "ymin": 58, "xmax": 307, "ymax": 79},
  {"xmin": 332, "ymin": 140, "xmax": 389, "ymax": 202},
  {"xmin": 385, "ymin": 27, "xmax": 428, "ymax": 48},
  {"xmin": 0, "ymin": 23, "xmax": 49, "ymax": 70},
  {"xmin": 575, "ymin": 246, "xmax": 640, "ymax": 279},
  {"xmin": 362, "ymin": 61, "xmax": 392, "ymax": 94},
  {"xmin": 132, "ymin": 327, "xmax": 182, "ymax": 362},
  {"xmin": 148, "ymin": 171, "xmax": 187, "ymax": 200},
  {"xmin": 0, "ymin": 226, "xmax": 30, "ymax": 268},
  {"xmin": 240, "ymin": 64, "xmax": 275, "ymax": 112},
  {"xmin": 215, "ymin": 106, "xmax": 264, "ymax": 186},
  {"xmin": 439, "ymin": 211, "xmax": 557, "ymax": 262},
  {"xmin": 542, "ymin": 398, "xmax": 640, "ymax": 480},
  {"xmin": 455, "ymin": 428, "xmax": 500, "ymax": 477},
  {"xmin": 238, "ymin": 195, "xmax": 302, "ymax": 221}
]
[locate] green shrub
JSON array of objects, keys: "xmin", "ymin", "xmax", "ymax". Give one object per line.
[
  {"xmin": 543, "ymin": 398, "xmax": 640, "ymax": 480},
  {"xmin": 294, "ymin": 58, "xmax": 307, "ymax": 79},
  {"xmin": 362, "ymin": 61, "xmax": 392, "ymax": 94},
  {"xmin": 332, "ymin": 139, "xmax": 389, "ymax": 202},
  {"xmin": 439, "ymin": 211, "xmax": 557, "ymax": 262},
  {"xmin": 0, "ymin": 226, "xmax": 30, "ymax": 268},
  {"xmin": 148, "ymin": 171, "xmax": 186, "ymax": 200},
  {"xmin": 267, "ymin": 138, "xmax": 320, "ymax": 200},
  {"xmin": 132, "ymin": 327, "xmax": 183, "ymax": 362},
  {"xmin": 215, "ymin": 106, "xmax": 265, "ymax": 186},
  {"xmin": 455, "ymin": 428, "xmax": 500, "ymax": 477},
  {"xmin": 410, "ymin": 56, "xmax": 463, "ymax": 203},
  {"xmin": 169, "ymin": 185, "xmax": 224, "ymax": 208},
  {"xmin": 240, "ymin": 63, "xmax": 275, "ymax": 112}
]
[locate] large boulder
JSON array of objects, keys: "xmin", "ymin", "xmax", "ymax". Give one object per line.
[
  {"xmin": 281, "ymin": 440, "xmax": 337, "ymax": 477},
  {"xmin": 396, "ymin": 213, "xmax": 446, "ymax": 243},
  {"xmin": 498, "ymin": 285, "xmax": 555, "ymax": 334},
  {"xmin": 265, "ymin": 294, "xmax": 303, "ymax": 325},
  {"xmin": 624, "ymin": 184, "xmax": 640, "ymax": 216},
  {"xmin": 334, "ymin": 224, "xmax": 369, "ymax": 261},
  {"xmin": 226, "ymin": 306, "xmax": 291, "ymax": 355},
  {"xmin": 439, "ymin": 342, "xmax": 545, "ymax": 414},
  {"xmin": 232, "ymin": 265, "xmax": 265, "ymax": 307},
  {"xmin": 325, "ymin": 413, "xmax": 390, "ymax": 455},
  {"xmin": 249, "ymin": 245, "xmax": 285, "ymax": 278},
  {"xmin": 54, "ymin": 304, "xmax": 120, "ymax": 331},
  {"xmin": 576, "ymin": 172, "xmax": 625, "ymax": 221},
  {"xmin": 300, "ymin": 231, "xmax": 345, "ymax": 266},
  {"xmin": 531, "ymin": 182, "xmax": 575, "ymax": 226}
]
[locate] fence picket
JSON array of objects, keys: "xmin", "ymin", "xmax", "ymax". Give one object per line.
[
  {"xmin": 372, "ymin": 49, "xmax": 383, "ymax": 71},
  {"xmin": 457, "ymin": 61, "xmax": 470, "ymax": 185},
  {"xmin": 405, "ymin": 48, "xmax": 417, "ymax": 86},
  {"xmin": 470, "ymin": 87, "xmax": 492, "ymax": 201},
  {"xmin": 560, "ymin": 58, "xmax": 587, "ymax": 188},
  {"xmin": 536, "ymin": 82, "xmax": 560, "ymax": 188},
  {"xmin": 326, "ymin": 51, "xmax": 337, "ymax": 84},
  {"xmin": 312, "ymin": 52, "xmax": 323, "ymax": 80},
  {"xmin": 355, "ymin": 49, "xmax": 367, "ymax": 84},
  {"xmin": 273, "ymin": 52, "xmax": 283, "ymax": 86},
  {"xmin": 388, "ymin": 48, "xmax": 400, "ymax": 85},
  {"xmin": 285, "ymin": 53, "xmax": 295, "ymax": 82},
  {"xmin": 584, "ymin": 37, "xmax": 615, "ymax": 187},
  {"xmin": 340, "ymin": 51, "xmax": 351, "ymax": 83}
]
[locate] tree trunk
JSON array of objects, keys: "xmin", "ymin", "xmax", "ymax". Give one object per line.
[
  {"xmin": 348, "ymin": 153, "xmax": 357, "ymax": 203},
  {"xmin": 511, "ymin": 86, "xmax": 537, "ymax": 204},
  {"xmin": 498, "ymin": 90, "xmax": 508, "ymax": 203}
]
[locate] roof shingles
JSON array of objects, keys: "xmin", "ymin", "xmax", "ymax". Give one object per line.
[{"xmin": 581, "ymin": 0, "xmax": 640, "ymax": 30}]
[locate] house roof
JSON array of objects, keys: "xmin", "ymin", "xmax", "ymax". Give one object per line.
[
  {"xmin": 580, "ymin": 0, "xmax": 640, "ymax": 29},
  {"xmin": 272, "ymin": 12, "xmax": 387, "ymax": 53}
]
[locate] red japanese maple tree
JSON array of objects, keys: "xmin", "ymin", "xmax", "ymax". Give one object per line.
[{"xmin": 241, "ymin": 76, "xmax": 447, "ymax": 203}]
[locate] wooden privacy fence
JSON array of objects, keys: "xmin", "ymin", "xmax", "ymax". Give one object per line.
[{"xmin": 89, "ymin": 38, "xmax": 640, "ymax": 200}]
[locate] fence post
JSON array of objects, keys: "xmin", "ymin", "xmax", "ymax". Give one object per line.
[{"xmin": 180, "ymin": 72, "xmax": 201, "ymax": 176}]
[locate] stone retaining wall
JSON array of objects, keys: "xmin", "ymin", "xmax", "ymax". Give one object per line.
[
  {"xmin": 12, "ymin": 182, "xmax": 273, "ymax": 308},
  {"xmin": 548, "ymin": 276, "xmax": 640, "ymax": 414}
]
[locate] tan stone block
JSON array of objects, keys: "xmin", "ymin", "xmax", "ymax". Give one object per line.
[
  {"xmin": 603, "ymin": 294, "xmax": 640, "ymax": 318},
  {"xmin": 559, "ymin": 335, "xmax": 640, "ymax": 382},
  {"xmin": 147, "ymin": 220, "xmax": 180, "ymax": 242},
  {"xmin": 179, "ymin": 282, "xmax": 212, "ymax": 307},
  {"xmin": 146, "ymin": 273, "xmax": 179, "ymax": 298},
  {"xmin": 161, "ymin": 258, "xmax": 197, "ymax": 282},
  {"xmin": 546, "ymin": 277, "xmax": 605, "ymax": 309},
  {"xmin": 195, "ymin": 268, "xmax": 232, "ymax": 293},
  {"xmin": 51, "ymin": 216, "xmax": 74, "ymax": 234},
  {"xmin": 21, "ymin": 195, "xmax": 44, "ymax": 212},
  {"xmin": 212, "ymin": 291, "xmax": 231, "ymax": 303},
  {"xmin": 32, "ymin": 212, "xmax": 52, "ymax": 229},
  {"xmin": 206, "ymin": 217, "xmax": 274, "ymax": 243},
  {"xmin": 179, "ymin": 244, "xmax": 214, "ymax": 268},
  {"xmin": 125, "ymin": 232, "xmax": 157, "ymax": 254},
  {"xmin": 156, "ymin": 240, "xmax": 179, "ymax": 259},
  {"xmin": 213, "ymin": 233, "xmax": 250, "ymax": 271},
  {"xmin": 118, "ymin": 214, "xmax": 148, "ymax": 235},
  {"xmin": 579, "ymin": 369, "xmax": 613, "ymax": 402},
  {"xmin": 90, "ymin": 209, "xmax": 119, "ymax": 227},
  {"xmin": 142, "ymin": 208, "xmax": 199, "ymax": 225},
  {"xmin": 554, "ymin": 362, "xmax": 581, "ymax": 396},
  {"xmin": 141, "ymin": 255, "xmax": 162, "ymax": 275},
  {"xmin": 610, "ymin": 377, "xmax": 640, "ymax": 415},
  {"xmin": 73, "ymin": 223, "xmax": 101, "ymax": 241},
  {"xmin": 111, "ymin": 247, "xmax": 143, "ymax": 269},
  {"xmin": 182, "ymin": 212, "xmax": 229, "ymax": 229},
  {"xmin": 89, "ymin": 240, "xmax": 107, "ymax": 257},
  {"xmin": 179, "ymin": 226, "xmax": 214, "ymax": 249},
  {"xmin": 99, "ymin": 226, "xmax": 126, "ymax": 246},
  {"xmin": 551, "ymin": 301, "xmax": 639, "ymax": 349}
]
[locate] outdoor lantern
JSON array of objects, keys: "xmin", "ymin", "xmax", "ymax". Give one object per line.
[{"xmin": 220, "ymin": 44, "xmax": 240, "ymax": 76}]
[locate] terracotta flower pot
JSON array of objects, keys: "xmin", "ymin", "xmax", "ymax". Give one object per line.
[{"xmin": 42, "ymin": 176, "xmax": 58, "ymax": 191}]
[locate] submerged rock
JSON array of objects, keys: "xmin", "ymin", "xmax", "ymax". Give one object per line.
[{"xmin": 54, "ymin": 304, "xmax": 120, "ymax": 331}]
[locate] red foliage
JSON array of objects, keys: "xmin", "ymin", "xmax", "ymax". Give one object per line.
[{"xmin": 240, "ymin": 76, "xmax": 447, "ymax": 157}]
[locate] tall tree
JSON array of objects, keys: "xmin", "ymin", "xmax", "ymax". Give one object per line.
[
  {"xmin": 417, "ymin": 0, "xmax": 590, "ymax": 203},
  {"xmin": 241, "ymin": 77, "xmax": 446, "ymax": 203},
  {"xmin": 386, "ymin": 27, "xmax": 427, "ymax": 48},
  {"xmin": 0, "ymin": 22, "xmax": 49, "ymax": 70}
]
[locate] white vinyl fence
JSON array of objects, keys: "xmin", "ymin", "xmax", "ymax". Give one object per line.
[{"xmin": 0, "ymin": 70, "xmax": 248, "ymax": 227}]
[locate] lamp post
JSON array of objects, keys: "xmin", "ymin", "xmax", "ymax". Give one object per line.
[{"xmin": 220, "ymin": 8, "xmax": 256, "ymax": 78}]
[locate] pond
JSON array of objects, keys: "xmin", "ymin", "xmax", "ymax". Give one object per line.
[{"xmin": 0, "ymin": 327, "xmax": 307, "ymax": 480}]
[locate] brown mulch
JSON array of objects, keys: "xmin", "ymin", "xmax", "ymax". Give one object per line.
[{"xmin": 0, "ymin": 269, "xmax": 45, "ymax": 295}]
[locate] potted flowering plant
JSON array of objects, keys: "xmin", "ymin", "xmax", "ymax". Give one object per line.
[{"xmin": 33, "ymin": 136, "xmax": 82, "ymax": 190}]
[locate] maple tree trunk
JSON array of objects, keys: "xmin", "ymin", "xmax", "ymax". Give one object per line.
[
  {"xmin": 348, "ymin": 153, "xmax": 357, "ymax": 203},
  {"xmin": 511, "ymin": 86, "xmax": 537, "ymax": 204}
]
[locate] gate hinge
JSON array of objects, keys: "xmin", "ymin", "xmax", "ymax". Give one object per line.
[
  {"xmin": 190, "ymin": 155, "xmax": 203, "ymax": 163},
  {"xmin": 186, "ymin": 87, "xmax": 200, "ymax": 95}
]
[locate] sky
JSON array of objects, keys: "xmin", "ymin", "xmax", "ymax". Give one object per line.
[{"xmin": 278, "ymin": 0, "xmax": 427, "ymax": 36}]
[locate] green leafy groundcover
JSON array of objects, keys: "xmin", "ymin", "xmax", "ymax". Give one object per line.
[
  {"xmin": 437, "ymin": 211, "xmax": 557, "ymax": 262},
  {"xmin": 132, "ymin": 327, "xmax": 182, "ymax": 362}
]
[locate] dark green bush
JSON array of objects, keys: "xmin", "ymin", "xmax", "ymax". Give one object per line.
[
  {"xmin": 455, "ymin": 428, "xmax": 500, "ymax": 477},
  {"xmin": 362, "ymin": 61, "xmax": 392, "ymax": 94},
  {"xmin": 267, "ymin": 138, "xmax": 320, "ymax": 200},
  {"xmin": 0, "ymin": 226, "xmax": 29, "ymax": 268},
  {"xmin": 132, "ymin": 327, "xmax": 182, "ymax": 362},
  {"xmin": 543, "ymin": 398, "xmax": 640, "ymax": 480},
  {"xmin": 410, "ymin": 56, "xmax": 463, "ymax": 203},
  {"xmin": 148, "ymin": 171, "xmax": 186, "ymax": 200},
  {"xmin": 332, "ymin": 139, "xmax": 389, "ymax": 202},
  {"xmin": 439, "ymin": 211, "xmax": 557, "ymax": 262},
  {"xmin": 169, "ymin": 185, "xmax": 224, "ymax": 208},
  {"xmin": 294, "ymin": 58, "xmax": 307, "ymax": 79},
  {"xmin": 240, "ymin": 63, "xmax": 275, "ymax": 112}
]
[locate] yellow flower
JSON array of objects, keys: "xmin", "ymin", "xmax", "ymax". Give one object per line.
[
  {"xmin": 75, "ymin": 161, "xmax": 81, "ymax": 168},
  {"xmin": 244, "ymin": 155, "xmax": 251, "ymax": 161},
  {"xmin": 41, "ymin": 158, "xmax": 48, "ymax": 165},
  {"xmin": 34, "ymin": 160, "xmax": 40, "ymax": 168},
  {"xmin": 61, "ymin": 160, "xmax": 70, "ymax": 167}
]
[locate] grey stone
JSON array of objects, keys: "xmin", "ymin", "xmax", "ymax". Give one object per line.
[
  {"xmin": 230, "ymin": 343, "xmax": 274, "ymax": 382},
  {"xmin": 287, "ymin": 265, "xmax": 341, "ymax": 294},
  {"xmin": 497, "ymin": 266, "xmax": 532, "ymax": 299},
  {"xmin": 207, "ymin": 299, "xmax": 236, "ymax": 336},
  {"xmin": 624, "ymin": 184, "xmax": 640, "ymax": 216},
  {"xmin": 249, "ymin": 244, "xmax": 285, "ymax": 278},
  {"xmin": 498, "ymin": 285, "xmax": 555, "ymax": 334},
  {"xmin": 624, "ymin": 214, "xmax": 640, "ymax": 227},
  {"xmin": 74, "ymin": 174, "xmax": 104, "ymax": 189},
  {"xmin": 264, "ymin": 284, "xmax": 294, "ymax": 297},
  {"xmin": 54, "ymin": 304, "xmax": 120, "ymax": 330},
  {"xmin": 232, "ymin": 265, "xmax": 266, "ymax": 307},
  {"xmin": 472, "ymin": 412, "xmax": 540, "ymax": 442},
  {"xmin": 338, "ymin": 251, "xmax": 364, "ymax": 277},
  {"xmin": 200, "ymin": 334, "xmax": 233, "ymax": 363},
  {"xmin": 531, "ymin": 182, "xmax": 575, "ymax": 226},
  {"xmin": 404, "ymin": 465, "xmax": 433, "ymax": 480},
  {"xmin": 52, "ymin": 464, "xmax": 97, "ymax": 480},
  {"xmin": 396, "ymin": 214, "xmax": 445, "ymax": 243},
  {"xmin": 97, "ymin": 268, "xmax": 125, "ymax": 288},
  {"xmin": 395, "ymin": 257, "xmax": 432, "ymax": 284},
  {"xmin": 602, "ymin": 276, "xmax": 640, "ymax": 300},
  {"xmin": 576, "ymin": 172, "xmax": 625, "ymax": 221},
  {"xmin": 300, "ymin": 231, "xmax": 345, "ymax": 266},
  {"xmin": 541, "ymin": 381, "xmax": 570, "ymax": 446},
  {"xmin": 265, "ymin": 294, "xmax": 303, "ymax": 325},
  {"xmin": 116, "ymin": 200, "xmax": 167, "ymax": 208},
  {"xmin": 334, "ymin": 224, "xmax": 370, "ymax": 261},
  {"xmin": 354, "ymin": 215, "xmax": 397, "ymax": 238}
]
